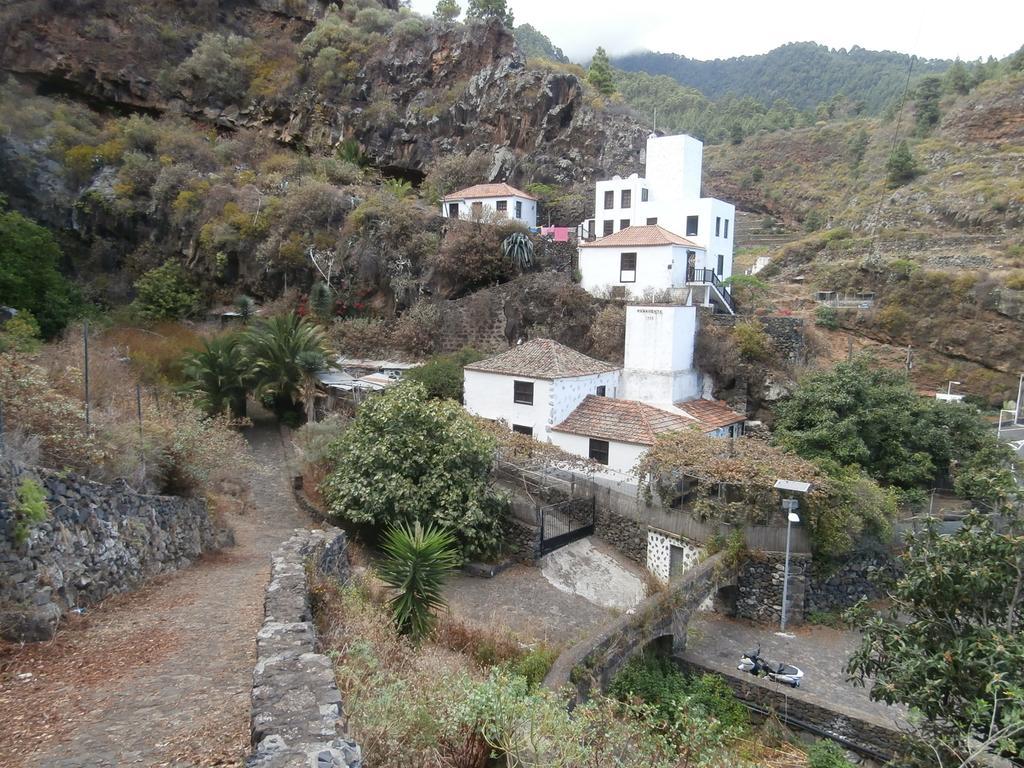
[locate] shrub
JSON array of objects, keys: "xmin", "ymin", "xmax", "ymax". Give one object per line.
[
  {"xmin": 402, "ymin": 347, "xmax": 485, "ymax": 401},
  {"xmin": 422, "ymin": 152, "xmax": 489, "ymax": 204},
  {"xmin": 376, "ymin": 522, "xmax": 460, "ymax": 640},
  {"xmin": 807, "ymin": 740, "xmax": 855, "ymax": 768},
  {"xmin": 330, "ymin": 317, "xmax": 389, "ymax": 357},
  {"xmin": 320, "ymin": 383, "xmax": 507, "ymax": 559},
  {"xmin": 132, "ymin": 261, "xmax": 201, "ymax": 320},
  {"xmin": 586, "ymin": 304, "xmax": 626, "ymax": 363},
  {"xmin": 732, "ymin": 320, "xmax": 771, "ymax": 360},
  {"xmin": 12, "ymin": 476, "xmax": 49, "ymax": 545},
  {"xmin": 814, "ymin": 305, "xmax": 839, "ymax": 330},
  {"xmin": 389, "ymin": 302, "xmax": 443, "ymax": 356},
  {"xmin": 885, "ymin": 140, "xmax": 918, "ymax": 187},
  {"xmin": 0, "ymin": 311, "xmax": 42, "ymax": 353},
  {"xmin": 431, "ymin": 218, "xmax": 523, "ymax": 295},
  {"xmin": 173, "ymin": 33, "xmax": 257, "ymax": 106}
]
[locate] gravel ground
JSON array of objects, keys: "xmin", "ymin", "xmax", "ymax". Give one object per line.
[{"xmin": 0, "ymin": 420, "xmax": 310, "ymax": 768}]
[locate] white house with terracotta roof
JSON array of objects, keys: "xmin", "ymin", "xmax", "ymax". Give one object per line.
[
  {"xmin": 578, "ymin": 134, "xmax": 736, "ymax": 314},
  {"xmin": 441, "ymin": 183, "xmax": 538, "ymax": 227},
  {"xmin": 463, "ymin": 339, "xmax": 621, "ymax": 440}
]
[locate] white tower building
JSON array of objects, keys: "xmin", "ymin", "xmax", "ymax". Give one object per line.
[{"xmin": 621, "ymin": 304, "xmax": 702, "ymax": 405}]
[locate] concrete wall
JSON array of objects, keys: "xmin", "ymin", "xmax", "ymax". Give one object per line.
[
  {"xmin": 0, "ymin": 461, "xmax": 229, "ymax": 641},
  {"xmin": 442, "ymin": 195, "xmax": 537, "ymax": 227},
  {"xmin": 646, "ymin": 529, "xmax": 702, "ymax": 583},
  {"xmin": 548, "ymin": 431, "xmax": 649, "ymax": 476},
  {"xmin": 579, "ymin": 243, "xmax": 685, "ymax": 297},
  {"xmin": 464, "ymin": 369, "xmax": 620, "ymax": 441},
  {"xmin": 622, "ymin": 304, "xmax": 701, "ymax": 403},
  {"xmin": 594, "ymin": 174, "xmax": 649, "ymax": 235}
]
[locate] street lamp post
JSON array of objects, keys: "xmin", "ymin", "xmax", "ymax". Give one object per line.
[
  {"xmin": 781, "ymin": 501, "xmax": 800, "ymax": 633},
  {"xmin": 774, "ymin": 479, "xmax": 811, "ymax": 634}
]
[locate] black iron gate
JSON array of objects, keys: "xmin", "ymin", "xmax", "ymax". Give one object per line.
[{"xmin": 539, "ymin": 497, "xmax": 596, "ymax": 555}]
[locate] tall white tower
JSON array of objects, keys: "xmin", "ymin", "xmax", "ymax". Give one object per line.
[{"xmin": 621, "ymin": 304, "xmax": 701, "ymax": 405}]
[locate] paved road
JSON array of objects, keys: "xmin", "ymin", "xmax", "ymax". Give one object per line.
[
  {"xmin": 685, "ymin": 613, "xmax": 908, "ymax": 730},
  {"xmin": 0, "ymin": 420, "xmax": 310, "ymax": 768}
]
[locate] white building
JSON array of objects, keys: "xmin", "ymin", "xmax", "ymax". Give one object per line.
[
  {"xmin": 578, "ymin": 134, "xmax": 737, "ymax": 314},
  {"xmin": 621, "ymin": 304, "xmax": 702, "ymax": 404},
  {"xmin": 463, "ymin": 339, "xmax": 620, "ymax": 441},
  {"xmin": 442, "ymin": 183, "xmax": 538, "ymax": 228}
]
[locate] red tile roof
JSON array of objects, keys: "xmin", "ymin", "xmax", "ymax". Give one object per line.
[
  {"xmin": 579, "ymin": 225, "xmax": 701, "ymax": 249},
  {"xmin": 464, "ymin": 339, "xmax": 619, "ymax": 380},
  {"xmin": 443, "ymin": 183, "xmax": 538, "ymax": 201},
  {"xmin": 675, "ymin": 399, "xmax": 746, "ymax": 432},
  {"xmin": 551, "ymin": 396, "xmax": 699, "ymax": 445}
]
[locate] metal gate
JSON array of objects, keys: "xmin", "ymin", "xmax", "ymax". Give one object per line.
[{"xmin": 539, "ymin": 497, "xmax": 595, "ymax": 555}]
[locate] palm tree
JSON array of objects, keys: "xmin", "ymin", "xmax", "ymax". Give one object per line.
[
  {"xmin": 297, "ymin": 349, "xmax": 326, "ymax": 424},
  {"xmin": 376, "ymin": 522, "xmax": 460, "ymax": 640},
  {"xmin": 244, "ymin": 313, "xmax": 328, "ymax": 422},
  {"xmin": 235, "ymin": 295, "xmax": 256, "ymax": 325},
  {"xmin": 182, "ymin": 334, "xmax": 250, "ymax": 417},
  {"xmin": 502, "ymin": 232, "xmax": 534, "ymax": 271}
]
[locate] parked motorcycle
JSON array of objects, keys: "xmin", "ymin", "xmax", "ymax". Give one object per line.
[{"xmin": 737, "ymin": 646, "xmax": 804, "ymax": 688}]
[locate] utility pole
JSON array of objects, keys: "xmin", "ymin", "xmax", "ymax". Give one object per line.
[
  {"xmin": 83, "ymin": 319, "xmax": 91, "ymax": 430},
  {"xmin": 1016, "ymin": 372, "xmax": 1023, "ymax": 424},
  {"xmin": 846, "ymin": 335, "xmax": 853, "ymax": 362}
]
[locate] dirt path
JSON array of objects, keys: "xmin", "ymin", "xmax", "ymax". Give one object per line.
[{"xmin": 0, "ymin": 421, "xmax": 310, "ymax": 768}]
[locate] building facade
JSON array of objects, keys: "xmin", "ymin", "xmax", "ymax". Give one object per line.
[{"xmin": 442, "ymin": 183, "xmax": 538, "ymax": 228}]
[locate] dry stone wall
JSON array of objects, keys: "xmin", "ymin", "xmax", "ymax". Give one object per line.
[
  {"xmin": 735, "ymin": 551, "xmax": 810, "ymax": 626},
  {"xmin": 0, "ymin": 461, "xmax": 228, "ymax": 641},
  {"xmin": 247, "ymin": 527, "xmax": 362, "ymax": 768}
]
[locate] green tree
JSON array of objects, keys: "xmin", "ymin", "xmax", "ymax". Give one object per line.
[
  {"xmin": 773, "ymin": 357, "xmax": 1013, "ymax": 495},
  {"xmin": 297, "ymin": 348, "xmax": 326, "ymax": 424},
  {"xmin": 913, "ymin": 75, "xmax": 943, "ymax": 135},
  {"xmin": 309, "ymin": 280, "xmax": 335, "ymax": 323},
  {"xmin": 0, "ymin": 310, "xmax": 42, "ymax": 353},
  {"xmin": 846, "ymin": 511, "xmax": 1024, "ymax": 764},
  {"xmin": 885, "ymin": 140, "xmax": 918, "ymax": 187},
  {"xmin": 320, "ymin": 382, "xmax": 506, "ymax": 559},
  {"xmin": 847, "ymin": 127, "xmax": 870, "ymax": 171},
  {"xmin": 182, "ymin": 334, "xmax": 250, "ymax": 418},
  {"xmin": 466, "ymin": 0, "xmax": 513, "ymax": 27},
  {"xmin": 0, "ymin": 206, "xmax": 81, "ymax": 338},
  {"xmin": 944, "ymin": 59, "xmax": 971, "ymax": 95},
  {"xmin": 433, "ymin": 0, "xmax": 460, "ymax": 22},
  {"xmin": 244, "ymin": 313, "xmax": 328, "ymax": 423},
  {"xmin": 133, "ymin": 261, "xmax": 201, "ymax": 321},
  {"xmin": 402, "ymin": 347, "xmax": 485, "ymax": 401},
  {"xmin": 587, "ymin": 47, "xmax": 616, "ymax": 96},
  {"xmin": 377, "ymin": 521, "xmax": 461, "ymax": 639},
  {"xmin": 235, "ymin": 295, "xmax": 256, "ymax": 325}
]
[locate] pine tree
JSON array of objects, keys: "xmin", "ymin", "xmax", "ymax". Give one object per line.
[
  {"xmin": 587, "ymin": 47, "xmax": 616, "ymax": 96},
  {"xmin": 433, "ymin": 0, "xmax": 460, "ymax": 23},
  {"xmin": 885, "ymin": 140, "xmax": 918, "ymax": 187},
  {"xmin": 466, "ymin": 0, "xmax": 513, "ymax": 27},
  {"xmin": 913, "ymin": 75, "xmax": 942, "ymax": 135}
]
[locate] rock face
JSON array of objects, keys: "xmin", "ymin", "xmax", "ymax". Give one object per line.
[
  {"xmin": 247, "ymin": 527, "xmax": 361, "ymax": 768},
  {"xmin": 0, "ymin": 461, "xmax": 230, "ymax": 641}
]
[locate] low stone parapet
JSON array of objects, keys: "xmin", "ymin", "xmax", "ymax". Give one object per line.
[{"xmin": 246, "ymin": 528, "xmax": 362, "ymax": 768}]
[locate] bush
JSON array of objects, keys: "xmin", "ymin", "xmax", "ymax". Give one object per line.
[
  {"xmin": 320, "ymin": 383, "xmax": 507, "ymax": 559},
  {"xmin": 132, "ymin": 261, "xmax": 201, "ymax": 320},
  {"xmin": 508, "ymin": 646, "xmax": 559, "ymax": 688},
  {"xmin": 12, "ymin": 476, "xmax": 49, "ymax": 545},
  {"xmin": 402, "ymin": 347, "xmax": 485, "ymax": 401},
  {"xmin": 807, "ymin": 740, "xmax": 855, "ymax": 768},
  {"xmin": 173, "ymin": 33, "xmax": 257, "ymax": 106},
  {"xmin": 585, "ymin": 304, "xmax": 626, "ymax": 362},
  {"xmin": 431, "ymin": 218, "xmax": 523, "ymax": 295},
  {"xmin": 0, "ymin": 311, "xmax": 42, "ymax": 353},
  {"xmin": 814, "ymin": 305, "xmax": 839, "ymax": 330},
  {"xmin": 389, "ymin": 302, "xmax": 442, "ymax": 355},
  {"xmin": 732, "ymin": 320, "xmax": 771, "ymax": 360},
  {"xmin": 330, "ymin": 317, "xmax": 389, "ymax": 357}
]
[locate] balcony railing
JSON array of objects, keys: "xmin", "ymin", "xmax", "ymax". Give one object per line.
[{"xmin": 687, "ymin": 266, "xmax": 736, "ymax": 314}]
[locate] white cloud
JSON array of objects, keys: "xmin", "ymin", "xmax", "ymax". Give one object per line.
[{"xmin": 407, "ymin": 0, "xmax": 1022, "ymax": 63}]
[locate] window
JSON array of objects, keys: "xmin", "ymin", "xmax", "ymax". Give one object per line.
[
  {"xmin": 603, "ymin": 220, "xmax": 614, "ymax": 236},
  {"xmin": 620, "ymin": 252, "xmax": 637, "ymax": 283},
  {"xmin": 513, "ymin": 380, "xmax": 534, "ymax": 405},
  {"xmin": 603, "ymin": 190, "xmax": 614, "ymax": 210},
  {"xmin": 447, "ymin": 203, "xmax": 459, "ymax": 218},
  {"xmin": 686, "ymin": 215, "xmax": 699, "ymax": 236},
  {"xmin": 589, "ymin": 439, "xmax": 609, "ymax": 465},
  {"xmin": 621, "ymin": 189, "xmax": 632, "ymax": 208},
  {"xmin": 641, "ymin": 188, "xmax": 649, "ymax": 202},
  {"xmin": 620, "ymin": 219, "xmax": 630, "ymax": 230},
  {"xmin": 715, "ymin": 217, "xmax": 721, "ymax": 237},
  {"xmin": 596, "ymin": 385, "xmax": 606, "ymax": 397},
  {"xmin": 717, "ymin": 254, "xmax": 725, "ymax": 276},
  {"xmin": 496, "ymin": 200, "xmax": 507, "ymax": 213},
  {"xmin": 724, "ymin": 219, "xmax": 730, "ymax": 238},
  {"xmin": 512, "ymin": 424, "xmax": 533, "ymax": 436},
  {"xmin": 646, "ymin": 217, "xmax": 658, "ymax": 225},
  {"xmin": 515, "ymin": 200, "xmax": 522, "ymax": 219}
]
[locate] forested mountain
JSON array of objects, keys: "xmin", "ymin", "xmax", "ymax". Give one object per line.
[
  {"xmin": 514, "ymin": 23, "xmax": 568, "ymax": 63},
  {"xmin": 613, "ymin": 42, "xmax": 957, "ymax": 113}
]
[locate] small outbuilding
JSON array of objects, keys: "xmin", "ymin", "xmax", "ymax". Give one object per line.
[{"xmin": 441, "ymin": 183, "xmax": 538, "ymax": 227}]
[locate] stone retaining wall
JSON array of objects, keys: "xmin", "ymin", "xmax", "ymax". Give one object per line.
[
  {"xmin": 0, "ymin": 461, "xmax": 229, "ymax": 641},
  {"xmin": 806, "ymin": 552, "xmax": 895, "ymax": 614},
  {"xmin": 736, "ymin": 551, "xmax": 810, "ymax": 626},
  {"xmin": 594, "ymin": 507, "xmax": 647, "ymax": 564},
  {"xmin": 246, "ymin": 527, "xmax": 363, "ymax": 768},
  {"xmin": 676, "ymin": 657, "xmax": 906, "ymax": 763}
]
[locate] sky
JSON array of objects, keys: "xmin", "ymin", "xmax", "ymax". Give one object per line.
[{"xmin": 406, "ymin": 0, "xmax": 1023, "ymax": 62}]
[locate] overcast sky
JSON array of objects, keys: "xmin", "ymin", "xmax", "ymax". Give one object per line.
[{"xmin": 406, "ymin": 0, "xmax": 1023, "ymax": 62}]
